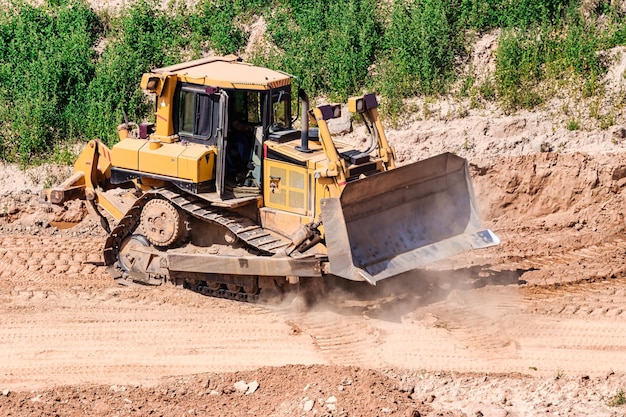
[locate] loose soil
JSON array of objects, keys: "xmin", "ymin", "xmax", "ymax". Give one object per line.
[
  {"xmin": 1, "ymin": 28, "xmax": 626, "ymax": 417},
  {"xmin": 0, "ymin": 116, "xmax": 625, "ymax": 416}
]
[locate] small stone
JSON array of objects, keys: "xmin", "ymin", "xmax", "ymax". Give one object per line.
[
  {"xmin": 245, "ymin": 381, "xmax": 259, "ymax": 394},
  {"xmin": 234, "ymin": 380, "xmax": 248, "ymax": 393},
  {"xmin": 31, "ymin": 395, "xmax": 42, "ymax": 402},
  {"xmin": 7, "ymin": 203, "xmax": 18, "ymax": 215},
  {"xmin": 303, "ymin": 399, "xmax": 315, "ymax": 411},
  {"xmin": 399, "ymin": 382, "xmax": 414, "ymax": 393},
  {"xmin": 327, "ymin": 403, "xmax": 337, "ymax": 411},
  {"xmin": 406, "ymin": 409, "xmax": 421, "ymax": 417},
  {"xmin": 424, "ymin": 394, "xmax": 436, "ymax": 403},
  {"xmin": 327, "ymin": 105, "xmax": 352, "ymax": 135},
  {"xmin": 612, "ymin": 126, "xmax": 626, "ymax": 139},
  {"xmin": 209, "ymin": 390, "xmax": 220, "ymax": 396},
  {"xmin": 326, "ymin": 396, "xmax": 337, "ymax": 404},
  {"xmin": 2, "ymin": 389, "xmax": 9, "ymax": 396},
  {"xmin": 382, "ymin": 407, "xmax": 392, "ymax": 413},
  {"xmin": 338, "ymin": 385, "xmax": 345, "ymax": 391}
]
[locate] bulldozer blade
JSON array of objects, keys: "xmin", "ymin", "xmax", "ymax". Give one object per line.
[{"xmin": 321, "ymin": 152, "xmax": 499, "ymax": 285}]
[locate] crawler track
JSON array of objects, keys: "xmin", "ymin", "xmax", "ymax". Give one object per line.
[
  {"xmin": 184, "ymin": 280, "xmax": 261, "ymax": 303},
  {"xmin": 104, "ymin": 187, "xmax": 293, "ymax": 267},
  {"xmin": 100, "ymin": 187, "xmax": 317, "ymax": 303}
]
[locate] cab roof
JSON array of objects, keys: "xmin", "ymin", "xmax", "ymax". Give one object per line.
[{"xmin": 152, "ymin": 55, "xmax": 292, "ymax": 90}]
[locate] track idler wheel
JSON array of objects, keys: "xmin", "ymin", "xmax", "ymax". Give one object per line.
[
  {"xmin": 140, "ymin": 198, "xmax": 185, "ymax": 247},
  {"xmin": 117, "ymin": 234, "xmax": 150, "ymax": 273},
  {"xmin": 243, "ymin": 282, "xmax": 259, "ymax": 295}
]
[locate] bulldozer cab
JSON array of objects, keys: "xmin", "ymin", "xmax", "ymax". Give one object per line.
[
  {"xmin": 174, "ymin": 83, "xmax": 293, "ymax": 197},
  {"xmin": 223, "ymin": 86, "xmax": 293, "ymax": 197},
  {"xmin": 135, "ymin": 56, "xmax": 296, "ymax": 198}
]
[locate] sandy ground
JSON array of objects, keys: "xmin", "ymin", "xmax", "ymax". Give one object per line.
[
  {"xmin": 0, "ymin": 115, "xmax": 625, "ymax": 416},
  {"xmin": 0, "ymin": 15, "xmax": 625, "ymax": 415}
]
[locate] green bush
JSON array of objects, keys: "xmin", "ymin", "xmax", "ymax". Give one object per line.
[
  {"xmin": 494, "ymin": 5, "xmax": 609, "ymax": 111},
  {"xmin": 459, "ymin": 0, "xmax": 566, "ymax": 31},
  {"xmin": 0, "ymin": 0, "xmax": 101, "ymax": 163},
  {"xmin": 261, "ymin": 0, "xmax": 379, "ymax": 101},
  {"xmin": 82, "ymin": 0, "xmax": 201, "ymax": 146},
  {"xmin": 382, "ymin": 0, "xmax": 458, "ymax": 96},
  {"xmin": 0, "ymin": 0, "xmax": 266, "ymax": 159},
  {"xmin": 193, "ymin": 0, "xmax": 268, "ymax": 54},
  {"xmin": 566, "ymin": 119, "xmax": 580, "ymax": 131},
  {"xmin": 608, "ymin": 389, "xmax": 626, "ymax": 407},
  {"xmin": 1, "ymin": 0, "xmax": 626, "ymax": 164}
]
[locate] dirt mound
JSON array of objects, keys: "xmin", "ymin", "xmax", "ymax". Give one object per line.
[
  {"xmin": 0, "ymin": 188, "xmax": 98, "ymax": 238},
  {"xmin": 1, "ymin": 365, "xmax": 429, "ymax": 416},
  {"xmin": 1, "ymin": 151, "xmax": 626, "ymax": 416},
  {"xmin": 2, "ymin": 365, "xmax": 625, "ymax": 416},
  {"xmin": 473, "ymin": 152, "xmax": 626, "ymax": 229}
]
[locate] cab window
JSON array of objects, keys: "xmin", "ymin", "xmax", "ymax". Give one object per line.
[
  {"xmin": 179, "ymin": 85, "xmax": 216, "ymax": 140},
  {"xmin": 271, "ymin": 89, "xmax": 290, "ymax": 129},
  {"xmin": 230, "ymin": 90, "xmax": 262, "ymax": 125}
]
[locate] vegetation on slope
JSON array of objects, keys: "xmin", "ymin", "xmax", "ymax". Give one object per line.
[{"xmin": 0, "ymin": 0, "xmax": 625, "ymax": 164}]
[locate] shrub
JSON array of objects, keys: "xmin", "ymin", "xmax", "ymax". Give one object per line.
[
  {"xmin": 1, "ymin": 0, "xmax": 626, "ymax": 163},
  {"xmin": 608, "ymin": 389, "xmax": 626, "ymax": 407},
  {"xmin": 261, "ymin": 0, "xmax": 379, "ymax": 101},
  {"xmin": 494, "ymin": 5, "xmax": 609, "ymax": 111},
  {"xmin": 0, "ymin": 0, "xmax": 101, "ymax": 163},
  {"xmin": 192, "ymin": 0, "xmax": 266, "ymax": 55},
  {"xmin": 566, "ymin": 119, "xmax": 580, "ymax": 131},
  {"xmin": 82, "ymin": 0, "xmax": 208, "ymax": 146},
  {"xmin": 458, "ymin": 0, "xmax": 566, "ymax": 32},
  {"xmin": 381, "ymin": 0, "xmax": 458, "ymax": 97}
]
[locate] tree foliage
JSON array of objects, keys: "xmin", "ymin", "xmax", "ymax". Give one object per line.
[{"xmin": 0, "ymin": 0, "xmax": 624, "ymax": 163}]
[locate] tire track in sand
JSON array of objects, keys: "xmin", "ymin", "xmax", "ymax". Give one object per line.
[
  {"xmin": 0, "ymin": 291, "xmax": 326, "ymax": 390},
  {"xmin": 372, "ymin": 283, "xmax": 626, "ymax": 376},
  {"xmin": 0, "ymin": 235, "xmax": 107, "ymax": 294}
]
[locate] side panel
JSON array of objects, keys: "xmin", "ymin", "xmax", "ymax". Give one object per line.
[
  {"xmin": 111, "ymin": 139, "xmax": 146, "ymax": 171},
  {"xmin": 178, "ymin": 146, "xmax": 216, "ymax": 183},
  {"xmin": 138, "ymin": 143, "xmax": 186, "ymax": 178},
  {"xmin": 263, "ymin": 159, "xmax": 309, "ymax": 216},
  {"xmin": 259, "ymin": 207, "xmax": 312, "ymax": 239}
]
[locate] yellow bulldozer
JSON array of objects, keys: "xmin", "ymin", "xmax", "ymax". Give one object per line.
[{"xmin": 41, "ymin": 55, "xmax": 498, "ymax": 301}]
